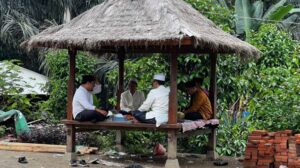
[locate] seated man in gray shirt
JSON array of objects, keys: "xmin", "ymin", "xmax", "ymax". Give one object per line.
[{"xmin": 72, "ymin": 75, "xmax": 108, "ymax": 122}]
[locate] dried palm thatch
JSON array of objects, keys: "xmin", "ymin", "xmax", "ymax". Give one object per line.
[{"xmin": 21, "ymin": 0, "xmax": 260, "ymax": 58}]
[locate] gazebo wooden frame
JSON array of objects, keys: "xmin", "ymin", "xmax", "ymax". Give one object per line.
[{"xmin": 62, "ymin": 38, "xmax": 220, "ymax": 168}]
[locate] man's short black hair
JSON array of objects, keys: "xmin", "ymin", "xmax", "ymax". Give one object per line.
[
  {"xmin": 129, "ymin": 79, "xmax": 138, "ymax": 86},
  {"xmin": 81, "ymin": 75, "xmax": 96, "ymax": 84},
  {"xmin": 154, "ymin": 80, "xmax": 165, "ymax": 85},
  {"xmin": 193, "ymin": 77, "xmax": 204, "ymax": 86},
  {"xmin": 185, "ymin": 81, "xmax": 196, "ymax": 88}
]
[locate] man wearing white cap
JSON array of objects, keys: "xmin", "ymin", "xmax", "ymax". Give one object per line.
[{"xmin": 132, "ymin": 73, "xmax": 170, "ymax": 127}]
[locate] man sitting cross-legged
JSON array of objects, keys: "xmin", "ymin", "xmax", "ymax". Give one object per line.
[
  {"xmin": 131, "ymin": 74, "xmax": 170, "ymax": 127},
  {"xmin": 72, "ymin": 75, "xmax": 108, "ymax": 122}
]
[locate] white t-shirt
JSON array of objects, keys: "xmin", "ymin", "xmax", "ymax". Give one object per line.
[{"xmin": 72, "ymin": 84, "xmax": 101, "ymax": 119}]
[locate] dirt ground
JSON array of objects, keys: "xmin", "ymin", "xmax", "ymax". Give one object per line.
[{"xmin": 0, "ymin": 150, "xmax": 243, "ymax": 168}]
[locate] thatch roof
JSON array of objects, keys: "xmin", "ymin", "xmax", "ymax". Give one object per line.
[{"xmin": 21, "ymin": 0, "xmax": 260, "ymax": 58}]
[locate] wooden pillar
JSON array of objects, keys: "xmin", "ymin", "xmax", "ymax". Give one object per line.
[
  {"xmin": 66, "ymin": 125, "xmax": 76, "ymax": 161},
  {"xmin": 207, "ymin": 52, "xmax": 217, "ymax": 160},
  {"xmin": 168, "ymin": 53, "xmax": 178, "ymax": 124},
  {"xmin": 66, "ymin": 49, "xmax": 77, "ymax": 161},
  {"xmin": 116, "ymin": 50, "xmax": 125, "ymax": 110},
  {"xmin": 165, "ymin": 53, "xmax": 180, "ymax": 168},
  {"xmin": 116, "ymin": 49, "xmax": 125, "ymax": 151},
  {"xmin": 67, "ymin": 49, "xmax": 77, "ymax": 120}
]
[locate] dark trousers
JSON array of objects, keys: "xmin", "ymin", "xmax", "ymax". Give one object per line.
[
  {"xmin": 119, "ymin": 110, "xmax": 131, "ymax": 115},
  {"xmin": 75, "ymin": 110, "xmax": 107, "ymax": 122},
  {"xmin": 132, "ymin": 110, "xmax": 156, "ymax": 124},
  {"xmin": 184, "ymin": 112, "xmax": 203, "ymax": 121}
]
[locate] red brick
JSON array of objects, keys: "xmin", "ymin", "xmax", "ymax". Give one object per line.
[
  {"xmin": 284, "ymin": 130, "xmax": 293, "ymax": 134},
  {"xmin": 294, "ymin": 134, "xmax": 300, "ymax": 138},
  {"xmin": 268, "ymin": 132, "xmax": 276, "ymax": 137},
  {"xmin": 243, "ymin": 160, "xmax": 257, "ymax": 167},
  {"xmin": 249, "ymin": 135, "xmax": 262, "ymax": 140},
  {"xmin": 280, "ymin": 152, "xmax": 288, "ymax": 156},
  {"xmin": 252, "ymin": 130, "xmax": 268, "ymax": 135}
]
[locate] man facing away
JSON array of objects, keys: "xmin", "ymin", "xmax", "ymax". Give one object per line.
[
  {"xmin": 120, "ymin": 79, "xmax": 145, "ymax": 112},
  {"xmin": 72, "ymin": 75, "xmax": 108, "ymax": 122},
  {"xmin": 132, "ymin": 74, "xmax": 170, "ymax": 127},
  {"xmin": 183, "ymin": 80, "xmax": 212, "ymax": 120}
]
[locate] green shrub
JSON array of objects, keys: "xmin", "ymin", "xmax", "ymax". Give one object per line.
[
  {"xmin": 124, "ymin": 131, "xmax": 166, "ymax": 154},
  {"xmin": 239, "ymin": 24, "xmax": 300, "ymax": 132},
  {"xmin": 0, "ymin": 126, "xmax": 6, "ymax": 138},
  {"xmin": 248, "ymin": 24, "xmax": 299, "ymax": 68}
]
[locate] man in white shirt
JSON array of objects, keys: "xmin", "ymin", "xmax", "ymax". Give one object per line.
[
  {"xmin": 132, "ymin": 74, "xmax": 170, "ymax": 127},
  {"xmin": 120, "ymin": 79, "xmax": 145, "ymax": 112},
  {"xmin": 72, "ymin": 75, "xmax": 108, "ymax": 122}
]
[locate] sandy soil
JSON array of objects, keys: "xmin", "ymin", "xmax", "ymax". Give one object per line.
[{"xmin": 0, "ymin": 150, "xmax": 243, "ymax": 168}]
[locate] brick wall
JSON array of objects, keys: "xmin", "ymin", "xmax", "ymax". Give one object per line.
[{"xmin": 244, "ymin": 130, "xmax": 300, "ymax": 168}]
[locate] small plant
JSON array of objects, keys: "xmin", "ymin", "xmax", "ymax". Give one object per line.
[{"xmin": 0, "ymin": 126, "xmax": 6, "ymax": 138}]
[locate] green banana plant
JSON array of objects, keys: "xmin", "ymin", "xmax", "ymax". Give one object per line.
[{"xmin": 235, "ymin": 0, "xmax": 296, "ymax": 39}]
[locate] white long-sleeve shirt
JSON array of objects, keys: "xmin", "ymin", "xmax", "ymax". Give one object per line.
[
  {"xmin": 72, "ymin": 84, "xmax": 101, "ymax": 119},
  {"xmin": 120, "ymin": 90, "xmax": 145, "ymax": 112},
  {"xmin": 138, "ymin": 85, "xmax": 170, "ymax": 127}
]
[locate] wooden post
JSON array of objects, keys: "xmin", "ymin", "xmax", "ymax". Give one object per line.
[
  {"xmin": 66, "ymin": 125, "xmax": 76, "ymax": 161},
  {"xmin": 67, "ymin": 49, "xmax": 77, "ymax": 120},
  {"xmin": 66, "ymin": 49, "xmax": 76, "ymax": 161},
  {"xmin": 165, "ymin": 53, "xmax": 180, "ymax": 168},
  {"xmin": 116, "ymin": 50, "xmax": 125, "ymax": 110},
  {"xmin": 168, "ymin": 53, "xmax": 178, "ymax": 124},
  {"xmin": 207, "ymin": 52, "xmax": 217, "ymax": 160},
  {"xmin": 116, "ymin": 49, "xmax": 125, "ymax": 151}
]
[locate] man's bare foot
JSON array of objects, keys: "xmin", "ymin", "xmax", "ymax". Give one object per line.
[{"xmin": 132, "ymin": 118, "xmax": 140, "ymax": 123}]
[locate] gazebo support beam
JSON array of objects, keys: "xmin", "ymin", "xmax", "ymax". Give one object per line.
[
  {"xmin": 165, "ymin": 53, "xmax": 180, "ymax": 168},
  {"xmin": 66, "ymin": 49, "xmax": 77, "ymax": 161},
  {"xmin": 116, "ymin": 49, "xmax": 125, "ymax": 110},
  {"xmin": 168, "ymin": 53, "xmax": 178, "ymax": 124},
  {"xmin": 207, "ymin": 52, "xmax": 218, "ymax": 160},
  {"xmin": 67, "ymin": 49, "xmax": 77, "ymax": 120},
  {"xmin": 116, "ymin": 49, "xmax": 125, "ymax": 152}
]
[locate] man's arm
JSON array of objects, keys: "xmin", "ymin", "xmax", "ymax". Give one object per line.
[
  {"xmin": 184, "ymin": 93, "xmax": 204, "ymax": 113},
  {"xmin": 95, "ymin": 108, "xmax": 108, "ymax": 116},
  {"xmin": 138, "ymin": 91, "xmax": 155, "ymax": 112},
  {"xmin": 140, "ymin": 91, "xmax": 145, "ymax": 103}
]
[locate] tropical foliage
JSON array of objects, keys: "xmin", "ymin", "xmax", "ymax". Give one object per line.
[
  {"xmin": 234, "ymin": 0, "xmax": 299, "ymax": 39},
  {"xmin": 0, "ymin": 0, "xmax": 103, "ymax": 70}
]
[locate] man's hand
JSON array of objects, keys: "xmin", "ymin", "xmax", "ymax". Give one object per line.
[{"xmin": 95, "ymin": 108, "xmax": 108, "ymax": 116}]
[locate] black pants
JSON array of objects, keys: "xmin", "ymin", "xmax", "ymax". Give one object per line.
[
  {"xmin": 132, "ymin": 110, "xmax": 156, "ymax": 124},
  {"xmin": 184, "ymin": 112, "xmax": 203, "ymax": 121},
  {"xmin": 75, "ymin": 110, "xmax": 107, "ymax": 122},
  {"xmin": 119, "ymin": 110, "xmax": 131, "ymax": 115}
]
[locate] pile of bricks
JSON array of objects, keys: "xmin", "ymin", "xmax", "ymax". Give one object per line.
[
  {"xmin": 244, "ymin": 130, "xmax": 300, "ymax": 168},
  {"xmin": 288, "ymin": 134, "xmax": 300, "ymax": 168},
  {"xmin": 274, "ymin": 130, "xmax": 291, "ymax": 167}
]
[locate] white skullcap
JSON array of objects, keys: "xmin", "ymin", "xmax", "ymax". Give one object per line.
[{"xmin": 153, "ymin": 73, "xmax": 166, "ymax": 81}]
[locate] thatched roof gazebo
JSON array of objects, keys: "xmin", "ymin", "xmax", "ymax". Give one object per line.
[{"xmin": 22, "ymin": 0, "xmax": 260, "ymax": 167}]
